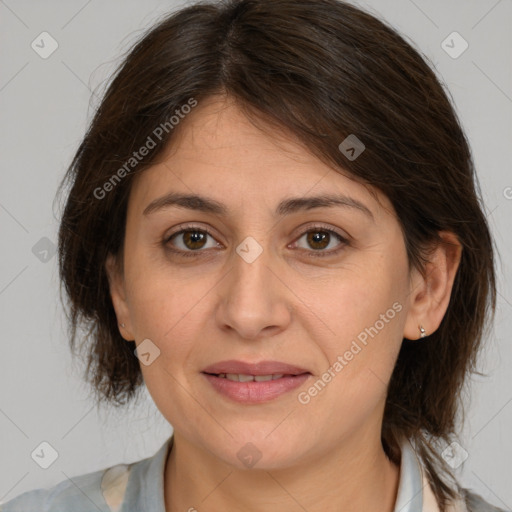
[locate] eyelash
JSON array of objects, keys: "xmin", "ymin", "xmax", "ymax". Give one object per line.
[{"xmin": 163, "ymin": 223, "xmax": 349, "ymax": 259}]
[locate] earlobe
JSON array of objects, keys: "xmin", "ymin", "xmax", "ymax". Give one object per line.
[
  {"xmin": 105, "ymin": 253, "xmax": 135, "ymax": 341},
  {"xmin": 403, "ymin": 231, "xmax": 462, "ymax": 340}
]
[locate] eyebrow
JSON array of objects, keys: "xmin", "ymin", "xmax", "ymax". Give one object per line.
[{"xmin": 143, "ymin": 192, "xmax": 374, "ymax": 220}]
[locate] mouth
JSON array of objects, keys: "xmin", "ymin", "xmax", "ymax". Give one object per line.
[
  {"xmin": 201, "ymin": 359, "xmax": 311, "ymax": 376},
  {"xmin": 201, "ymin": 360, "xmax": 312, "ymax": 403},
  {"xmin": 204, "ymin": 372, "xmax": 305, "ymax": 382}
]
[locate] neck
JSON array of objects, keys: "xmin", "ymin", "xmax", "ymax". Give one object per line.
[{"xmin": 164, "ymin": 430, "xmax": 401, "ymax": 512}]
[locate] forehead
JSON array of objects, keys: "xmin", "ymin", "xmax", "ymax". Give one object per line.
[{"xmin": 129, "ymin": 95, "xmax": 393, "ymax": 219}]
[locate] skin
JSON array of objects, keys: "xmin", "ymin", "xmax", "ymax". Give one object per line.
[{"xmin": 106, "ymin": 95, "xmax": 462, "ymax": 512}]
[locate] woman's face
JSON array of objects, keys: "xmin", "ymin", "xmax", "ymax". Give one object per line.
[{"xmin": 109, "ymin": 95, "xmax": 421, "ymax": 469}]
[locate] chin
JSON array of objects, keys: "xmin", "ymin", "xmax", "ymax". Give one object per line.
[{"xmin": 213, "ymin": 432, "xmax": 306, "ymax": 471}]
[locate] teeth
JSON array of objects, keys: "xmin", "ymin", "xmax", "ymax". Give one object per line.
[
  {"xmin": 254, "ymin": 375, "xmax": 273, "ymax": 382},
  {"xmin": 237, "ymin": 374, "xmax": 255, "ymax": 382},
  {"xmin": 219, "ymin": 373, "xmax": 285, "ymax": 382}
]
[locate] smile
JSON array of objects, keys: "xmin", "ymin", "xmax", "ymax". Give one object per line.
[{"xmin": 202, "ymin": 371, "xmax": 311, "ymax": 403}]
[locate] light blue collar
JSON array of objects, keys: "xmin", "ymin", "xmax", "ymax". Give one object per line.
[
  {"xmin": 120, "ymin": 436, "xmax": 171, "ymax": 512},
  {"xmin": 393, "ymin": 437, "xmax": 425, "ymax": 512}
]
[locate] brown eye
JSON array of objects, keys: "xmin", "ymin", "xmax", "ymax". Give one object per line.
[
  {"xmin": 177, "ymin": 230, "xmax": 208, "ymax": 250},
  {"xmin": 165, "ymin": 227, "xmax": 220, "ymax": 255},
  {"xmin": 293, "ymin": 227, "xmax": 348, "ymax": 257},
  {"xmin": 306, "ymin": 231, "xmax": 331, "ymax": 250}
]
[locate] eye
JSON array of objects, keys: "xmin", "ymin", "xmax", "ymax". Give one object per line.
[
  {"xmin": 164, "ymin": 225, "xmax": 221, "ymax": 257},
  {"xmin": 291, "ymin": 225, "xmax": 348, "ymax": 257}
]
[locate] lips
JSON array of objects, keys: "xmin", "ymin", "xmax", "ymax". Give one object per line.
[
  {"xmin": 201, "ymin": 360, "xmax": 312, "ymax": 403},
  {"xmin": 201, "ymin": 359, "xmax": 311, "ymax": 377}
]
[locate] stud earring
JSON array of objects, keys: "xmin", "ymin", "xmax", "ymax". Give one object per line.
[
  {"xmin": 120, "ymin": 323, "xmax": 125, "ymax": 328},
  {"xmin": 419, "ymin": 325, "xmax": 427, "ymax": 338}
]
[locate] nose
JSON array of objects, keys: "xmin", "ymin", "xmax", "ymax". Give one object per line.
[{"xmin": 215, "ymin": 240, "xmax": 293, "ymax": 341}]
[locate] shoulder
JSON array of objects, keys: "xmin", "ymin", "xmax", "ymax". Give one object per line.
[
  {"xmin": 0, "ymin": 437, "xmax": 172, "ymax": 512},
  {"xmin": 0, "ymin": 462, "xmax": 133, "ymax": 512},
  {"xmin": 460, "ymin": 488, "xmax": 511, "ymax": 512}
]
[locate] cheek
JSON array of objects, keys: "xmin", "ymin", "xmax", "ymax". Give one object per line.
[
  {"xmin": 123, "ymin": 243, "xmax": 188, "ymax": 334},
  {"xmin": 127, "ymin": 277, "xmax": 203, "ymax": 347},
  {"xmin": 297, "ymin": 273, "xmax": 405, "ymax": 436},
  {"xmin": 310, "ymin": 253, "xmax": 407, "ymax": 379},
  {"xmin": 123, "ymin": 253, "xmax": 218, "ymax": 369}
]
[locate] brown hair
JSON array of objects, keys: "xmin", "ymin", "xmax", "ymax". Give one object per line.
[{"xmin": 57, "ymin": 0, "xmax": 496, "ymax": 509}]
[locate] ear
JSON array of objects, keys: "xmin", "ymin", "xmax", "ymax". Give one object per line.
[
  {"xmin": 403, "ymin": 231, "xmax": 462, "ymax": 340},
  {"xmin": 105, "ymin": 253, "xmax": 135, "ymax": 341}
]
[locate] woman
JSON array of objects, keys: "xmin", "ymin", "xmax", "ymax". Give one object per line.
[{"xmin": 1, "ymin": 0, "xmax": 508, "ymax": 511}]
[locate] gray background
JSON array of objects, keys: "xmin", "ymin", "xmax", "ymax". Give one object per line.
[{"xmin": 1, "ymin": 0, "xmax": 511, "ymax": 508}]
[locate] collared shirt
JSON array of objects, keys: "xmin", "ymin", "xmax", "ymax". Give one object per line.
[{"xmin": 0, "ymin": 435, "xmax": 506, "ymax": 512}]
